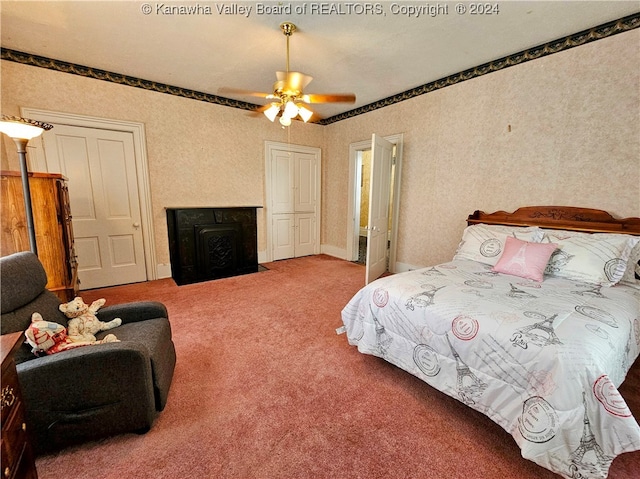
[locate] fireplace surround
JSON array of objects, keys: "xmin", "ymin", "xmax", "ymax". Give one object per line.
[{"xmin": 166, "ymin": 207, "xmax": 260, "ymax": 285}]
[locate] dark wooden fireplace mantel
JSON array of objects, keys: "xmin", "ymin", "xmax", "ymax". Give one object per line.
[{"xmin": 166, "ymin": 207, "xmax": 261, "ymax": 285}]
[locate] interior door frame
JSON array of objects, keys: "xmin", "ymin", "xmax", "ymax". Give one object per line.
[
  {"xmin": 21, "ymin": 107, "xmax": 158, "ymax": 282},
  {"xmin": 347, "ymin": 133, "xmax": 403, "ymax": 272},
  {"xmin": 264, "ymin": 141, "xmax": 321, "ymax": 263}
]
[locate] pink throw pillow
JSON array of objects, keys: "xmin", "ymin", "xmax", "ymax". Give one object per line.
[{"xmin": 492, "ymin": 236, "xmax": 558, "ymax": 282}]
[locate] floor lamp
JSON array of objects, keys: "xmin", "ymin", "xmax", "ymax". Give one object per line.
[{"xmin": 0, "ymin": 115, "xmax": 53, "ymax": 255}]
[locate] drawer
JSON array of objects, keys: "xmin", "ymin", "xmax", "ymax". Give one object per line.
[
  {"xmin": 1, "ymin": 362, "xmax": 20, "ymax": 426},
  {"xmin": 1, "ymin": 396, "xmax": 28, "ymax": 472},
  {"xmin": 13, "ymin": 443, "xmax": 39, "ymax": 479},
  {"xmin": 2, "ymin": 439, "xmax": 32, "ymax": 479},
  {"xmin": 1, "ymin": 332, "xmax": 38, "ymax": 479},
  {"xmin": 1, "ymin": 438, "xmax": 9, "ymax": 478}
]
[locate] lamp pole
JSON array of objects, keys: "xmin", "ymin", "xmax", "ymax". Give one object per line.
[{"xmin": 13, "ymin": 137, "xmax": 37, "ymax": 254}]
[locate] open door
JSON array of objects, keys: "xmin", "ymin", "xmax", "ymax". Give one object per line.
[{"xmin": 365, "ymin": 134, "xmax": 394, "ymax": 284}]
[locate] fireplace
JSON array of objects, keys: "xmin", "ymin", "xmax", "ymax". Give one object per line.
[{"xmin": 166, "ymin": 207, "xmax": 260, "ymax": 285}]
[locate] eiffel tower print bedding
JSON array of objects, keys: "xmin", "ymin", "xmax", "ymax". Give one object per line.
[{"xmin": 341, "ymin": 257, "xmax": 640, "ymax": 478}]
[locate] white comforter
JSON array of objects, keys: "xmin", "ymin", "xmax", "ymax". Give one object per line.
[{"xmin": 341, "ymin": 259, "xmax": 640, "ymax": 478}]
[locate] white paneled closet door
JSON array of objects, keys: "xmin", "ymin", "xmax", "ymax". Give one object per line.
[
  {"xmin": 266, "ymin": 142, "xmax": 321, "ymax": 262},
  {"xmin": 272, "ymin": 214, "xmax": 295, "ymax": 260},
  {"xmin": 271, "ymin": 150, "xmax": 295, "ymax": 214},
  {"xmin": 294, "ymin": 152, "xmax": 317, "ymax": 213},
  {"xmin": 294, "ymin": 213, "xmax": 316, "ymax": 257}
]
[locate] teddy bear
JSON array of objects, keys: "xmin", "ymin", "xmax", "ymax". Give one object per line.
[
  {"xmin": 59, "ymin": 297, "xmax": 122, "ymax": 342},
  {"xmin": 24, "ymin": 312, "xmax": 119, "ymax": 356}
]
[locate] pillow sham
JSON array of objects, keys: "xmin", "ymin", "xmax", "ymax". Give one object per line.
[
  {"xmin": 621, "ymin": 240, "xmax": 640, "ymax": 288},
  {"xmin": 540, "ymin": 230, "xmax": 639, "ymax": 286},
  {"xmin": 492, "ymin": 236, "xmax": 558, "ymax": 282},
  {"xmin": 454, "ymin": 224, "xmax": 542, "ymax": 266}
]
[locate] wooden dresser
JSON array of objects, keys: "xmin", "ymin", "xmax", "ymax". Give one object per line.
[
  {"xmin": 1, "ymin": 171, "xmax": 78, "ymax": 302},
  {"xmin": 1, "ymin": 333, "xmax": 38, "ymax": 479}
]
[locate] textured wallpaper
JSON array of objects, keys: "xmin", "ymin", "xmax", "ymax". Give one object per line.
[
  {"xmin": 1, "ymin": 28, "xmax": 638, "ymax": 276},
  {"xmin": 322, "ymin": 29, "xmax": 640, "ymax": 268},
  {"xmin": 0, "ymin": 61, "xmax": 324, "ymax": 268}
]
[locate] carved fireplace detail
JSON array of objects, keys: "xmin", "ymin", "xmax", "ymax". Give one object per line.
[{"xmin": 166, "ymin": 207, "xmax": 260, "ymax": 285}]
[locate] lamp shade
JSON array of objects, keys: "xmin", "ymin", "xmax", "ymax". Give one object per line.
[
  {"xmin": 297, "ymin": 105, "xmax": 313, "ymax": 122},
  {"xmin": 263, "ymin": 103, "xmax": 280, "ymax": 122},
  {"xmin": 283, "ymin": 101, "xmax": 299, "ymax": 119},
  {"xmin": 0, "ymin": 115, "xmax": 53, "ymax": 140}
]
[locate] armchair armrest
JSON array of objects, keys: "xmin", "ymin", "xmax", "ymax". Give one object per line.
[{"xmin": 97, "ymin": 301, "xmax": 168, "ymax": 325}]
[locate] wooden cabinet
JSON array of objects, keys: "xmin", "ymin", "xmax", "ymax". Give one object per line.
[
  {"xmin": 1, "ymin": 171, "xmax": 78, "ymax": 302},
  {"xmin": 1, "ymin": 332, "xmax": 38, "ymax": 479}
]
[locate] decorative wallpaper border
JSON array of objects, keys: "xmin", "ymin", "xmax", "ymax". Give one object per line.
[
  {"xmin": 318, "ymin": 11, "xmax": 640, "ymax": 125},
  {"xmin": 1, "ymin": 12, "xmax": 638, "ymax": 125},
  {"xmin": 0, "ymin": 49, "xmax": 261, "ymax": 112}
]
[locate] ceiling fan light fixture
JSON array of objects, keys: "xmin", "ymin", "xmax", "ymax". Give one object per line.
[
  {"xmin": 283, "ymin": 100, "xmax": 299, "ymax": 119},
  {"xmin": 279, "ymin": 116, "xmax": 292, "ymax": 127},
  {"xmin": 220, "ymin": 22, "xmax": 355, "ymax": 125},
  {"xmin": 297, "ymin": 104, "xmax": 313, "ymax": 122},
  {"xmin": 264, "ymin": 103, "xmax": 280, "ymax": 122}
]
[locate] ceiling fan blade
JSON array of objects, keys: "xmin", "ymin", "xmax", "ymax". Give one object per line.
[
  {"xmin": 303, "ymin": 93, "xmax": 356, "ymax": 104},
  {"xmin": 276, "ymin": 71, "xmax": 313, "ymax": 91},
  {"xmin": 218, "ymin": 86, "xmax": 273, "ymax": 98}
]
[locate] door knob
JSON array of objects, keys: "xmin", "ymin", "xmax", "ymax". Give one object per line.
[{"xmin": 133, "ymin": 222, "xmax": 140, "ymax": 229}]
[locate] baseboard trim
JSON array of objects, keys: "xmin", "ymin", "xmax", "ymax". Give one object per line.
[
  {"xmin": 321, "ymin": 245, "xmax": 347, "ymax": 260},
  {"xmin": 156, "ymin": 263, "xmax": 172, "ymax": 279}
]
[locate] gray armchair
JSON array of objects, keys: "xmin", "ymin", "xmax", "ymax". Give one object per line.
[{"xmin": 0, "ymin": 252, "xmax": 176, "ymax": 454}]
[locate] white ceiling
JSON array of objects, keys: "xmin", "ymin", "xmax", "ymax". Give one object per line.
[{"xmin": 1, "ymin": 1, "xmax": 639, "ymax": 120}]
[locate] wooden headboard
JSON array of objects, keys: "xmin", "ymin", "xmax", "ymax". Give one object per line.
[{"xmin": 467, "ymin": 206, "xmax": 640, "ymax": 235}]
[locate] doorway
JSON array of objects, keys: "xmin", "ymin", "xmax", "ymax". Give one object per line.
[
  {"xmin": 355, "ymin": 149, "xmax": 372, "ymax": 265},
  {"xmin": 347, "ymin": 133, "xmax": 403, "ymax": 282}
]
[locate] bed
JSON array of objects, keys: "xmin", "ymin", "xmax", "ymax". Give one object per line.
[{"xmin": 340, "ymin": 206, "xmax": 640, "ymax": 479}]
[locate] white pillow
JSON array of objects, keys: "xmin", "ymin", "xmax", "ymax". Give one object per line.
[
  {"xmin": 540, "ymin": 230, "xmax": 639, "ymax": 286},
  {"xmin": 621, "ymin": 240, "xmax": 640, "ymax": 288},
  {"xmin": 454, "ymin": 224, "xmax": 543, "ymax": 266}
]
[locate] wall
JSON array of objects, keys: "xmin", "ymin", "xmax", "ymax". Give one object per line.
[
  {"xmin": 2, "ymin": 28, "xmax": 639, "ymax": 278},
  {"xmin": 0, "ymin": 60, "xmax": 325, "ymax": 273},
  {"xmin": 322, "ymin": 29, "xmax": 640, "ymax": 269}
]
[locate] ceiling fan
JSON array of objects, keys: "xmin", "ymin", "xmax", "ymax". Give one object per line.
[{"xmin": 219, "ymin": 22, "xmax": 356, "ymax": 125}]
